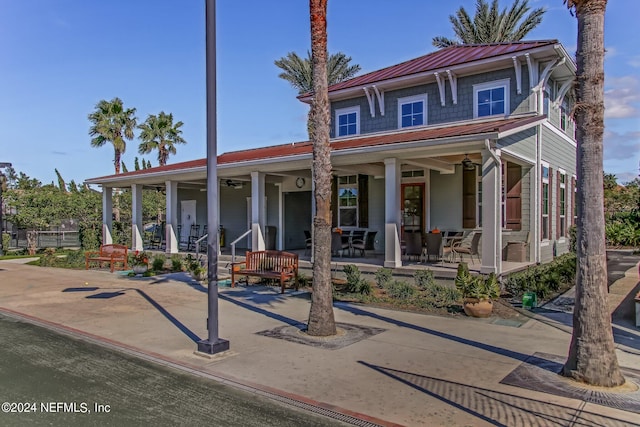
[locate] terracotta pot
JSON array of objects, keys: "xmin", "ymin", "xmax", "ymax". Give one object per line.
[{"xmin": 463, "ymin": 298, "xmax": 493, "ymax": 318}]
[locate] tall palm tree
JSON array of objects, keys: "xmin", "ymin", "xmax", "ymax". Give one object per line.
[
  {"xmin": 432, "ymin": 0, "xmax": 545, "ymax": 48},
  {"xmin": 276, "ymin": 50, "xmax": 361, "ymax": 139},
  {"xmin": 275, "ymin": 51, "xmax": 361, "ymax": 95},
  {"xmin": 137, "ymin": 112, "xmax": 186, "ymax": 167},
  {"xmin": 307, "ymin": 0, "xmax": 336, "ymax": 337},
  {"xmin": 561, "ymin": 0, "xmax": 624, "ymax": 387},
  {"xmin": 88, "ymin": 97, "xmax": 137, "ymax": 174}
]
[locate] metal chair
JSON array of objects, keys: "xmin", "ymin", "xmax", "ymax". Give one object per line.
[
  {"xmin": 403, "ymin": 231, "xmax": 422, "ymax": 262},
  {"xmin": 424, "ymin": 233, "xmax": 443, "ymax": 262},
  {"xmin": 351, "ymin": 230, "xmax": 377, "ymax": 257},
  {"xmin": 187, "ymin": 224, "xmax": 200, "ymax": 251},
  {"xmin": 331, "ymin": 232, "xmax": 350, "ymax": 257},
  {"xmin": 452, "ymin": 232, "xmax": 481, "ymax": 263},
  {"xmin": 304, "ymin": 230, "xmax": 312, "ymax": 255}
]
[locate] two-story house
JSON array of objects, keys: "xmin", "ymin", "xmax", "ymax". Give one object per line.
[{"xmin": 86, "ymin": 39, "xmax": 577, "ymax": 275}]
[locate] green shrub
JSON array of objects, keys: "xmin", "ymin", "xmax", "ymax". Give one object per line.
[
  {"xmin": 297, "ymin": 272, "xmax": 310, "ymax": 287},
  {"xmin": 414, "ymin": 269, "xmax": 435, "ymax": 290},
  {"xmin": 152, "ymin": 254, "xmax": 166, "ymax": 272},
  {"xmin": 375, "ymin": 268, "xmax": 393, "ymax": 289},
  {"xmin": 64, "ymin": 250, "xmax": 86, "ymax": 268},
  {"xmin": 419, "ymin": 281, "xmax": 460, "ymax": 308},
  {"xmin": 170, "ymin": 255, "xmax": 184, "ymax": 272},
  {"xmin": 39, "ymin": 248, "xmax": 57, "ymax": 267},
  {"xmin": 386, "ymin": 280, "xmax": 416, "ymax": 300},
  {"xmin": 503, "ymin": 253, "xmax": 576, "ymax": 300},
  {"xmin": 343, "ymin": 264, "xmax": 371, "ymax": 295},
  {"xmin": 2, "ymin": 232, "xmax": 10, "ymax": 253}
]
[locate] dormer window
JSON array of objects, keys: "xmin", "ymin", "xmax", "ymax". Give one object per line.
[
  {"xmin": 473, "ymin": 79, "xmax": 510, "ymax": 118},
  {"xmin": 335, "ymin": 106, "xmax": 360, "ymax": 137},
  {"xmin": 398, "ymin": 94, "xmax": 427, "ymax": 128}
]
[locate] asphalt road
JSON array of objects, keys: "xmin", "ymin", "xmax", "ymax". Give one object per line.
[{"xmin": 0, "ymin": 314, "xmax": 348, "ymax": 427}]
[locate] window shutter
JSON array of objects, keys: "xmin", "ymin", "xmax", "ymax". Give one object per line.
[
  {"xmin": 548, "ymin": 167, "xmax": 553, "ymax": 241},
  {"xmin": 506, "ymin": 163, "xmax": 522, "ymax": 231},
  {"xmin": 462, "ymin": 168, "xmax": 476, "ymax": 228},
  {"xmin": 571, "ymin": 176, "xmax": 576, "ymax": 227},
  {"xmin": 556, "ymin": 170, "xmax": 561, "ymax": 239},
  {"xmin": 358, "ymin": 174, "xmax": 369, "ymax": 228},
  {"xmin": 331, "ymin": 176, "xmax": 338, "ymax": 227}
]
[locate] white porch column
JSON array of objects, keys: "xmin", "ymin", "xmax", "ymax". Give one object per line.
[
  {"xmin": 384, "ymin": 158, "xmax": 402, "ymax": 268},
  {"xmin": 481, "ymin": 148, "xmax": 502, "ymax": 275},
  {"xmin": 102, "ymin": 186, "xmax": 113, "ymax": 245},
  {"xmin": 251, "ymin": 171, "xmax": 265, "ymax": 251},
  {"xmin": 276, "ymin": 183, "xmax": 283, "ymax": 250},
  {"xmin": 131, "ymin": 184, "xmax": 144, "ymax": 252},
  {"xmin": 165, "ymin": 181, "xmax": 179, "ymax": 254}
]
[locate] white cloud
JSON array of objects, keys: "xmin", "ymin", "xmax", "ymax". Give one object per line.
[
  {"xmin": 628, "ymin": 56, "xmax": 640, "ymax": 68},
  {"xmin": 605, "ymin": 76, "xmax": 640, "ymax": 118},
  {"xmin": 603, "ymin": 129, "xmax": 640, "ymax": 161},
  {"xmin": 605, "ymin": 46, "xmax": 617, "ymax": 59}
]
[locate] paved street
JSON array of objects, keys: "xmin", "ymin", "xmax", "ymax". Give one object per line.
[{"xmin": 0, "ymin": 314, "xmax": 346, "ymax": 427}]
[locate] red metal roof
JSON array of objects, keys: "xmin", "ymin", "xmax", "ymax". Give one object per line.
[
  {"xmin": 300, "ymin": 40, "xmax": 558, "ymax": 97},
  {"xmin": 87, "ymin": 116, "xmax": 543, "ymax": 182}
]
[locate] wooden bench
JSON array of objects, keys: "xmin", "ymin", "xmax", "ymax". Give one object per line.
[
  {"xmin": 85, "ymin": 244, "xmax": 128, "ymax": 272},
  {"xmin": 231, "ymin": 250, "xmax": 299, "ymax": 294}
]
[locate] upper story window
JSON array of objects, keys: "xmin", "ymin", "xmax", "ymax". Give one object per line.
[
  {"xmin": 335, "ymin": 106, "xmax": 360, "ymax": 137},
  {"xmin": 473, "ymin": 79, "xmax": 510, "ymax": 118},
  {"xmin": 560, "ymin": 100, "xmax": 569, "ymax": 132},
  {"xmin": 397, "ymin": 94, "xmax": 427, "ymax": 128}
]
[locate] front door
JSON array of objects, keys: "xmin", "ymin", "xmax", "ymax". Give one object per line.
[
  {"xmin": 181, "ymin": 200, "xmax": 196, "ymax": 245},
  {"xmin": 401, "ymin": 183, "xmax": 424, "ymax": 234}
]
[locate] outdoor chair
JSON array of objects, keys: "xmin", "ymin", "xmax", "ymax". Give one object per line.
[
  {"xmin": 351, "ymin": 230, "xmax": 377, "ymax": 257},
  {"xmin": 304, "ymin": 230, "xmax": 312, "ymax": 255},
  {"xmin": 187, "ymin": 224, "xmax": 200, "ymax": 251},
  {"xmin": 403, "ymin": 231, "xmax": 422, "ymax": 262},
  {"xmin": 424, "ymin": 232, "xmax": 443, "ymax": 262},
  {"xmin": 452, "ymin": 232, "xmax": 481, "ymax": 263},
  {"xmin": 331, "ymin": 232, "xmax": 350, "ymax": 257}
]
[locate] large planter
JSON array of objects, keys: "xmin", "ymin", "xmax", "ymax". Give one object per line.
[
  {"xmin": 191, "ymin": 270, "xmax": 207, "ymax": 281},
  {"xmin": 463, "ymin": 298, "xmax": 493, "ymax": 318},
  {"xmin": 132, "ymin": 265, "xmax": 148, "ymax": 274}
]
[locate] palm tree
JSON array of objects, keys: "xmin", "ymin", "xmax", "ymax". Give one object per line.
[
  {"xmin": 137, "ymin": 112, "xmax": 186, "ymax": 167},
  {"xmin": 88, "ymin": 97, "xmax": 137, "ymax": 174},
  {"xmin": 432, "ymin": 0, "xmax": 545, "ymax": 48},
  {"xmin": 561, "ymin": 0, "xmax": 624, "ymax": 387},
  {"xmin": 306, "ymin": 0, "xmax": 336, "ymax": 337},
  {"xmin": 276, "ymin": 50, "xmax": 361, "ymax": 139},
  {"xmin": 275, "ymin": 51, "xmax": 361, "ymax": 95}
]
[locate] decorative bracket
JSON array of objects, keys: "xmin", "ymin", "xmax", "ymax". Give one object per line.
[
  {"xmin": 525, "ymin": 53, "xmax": 538, "ymax": 90},
  {"xmin": 363, "ymin": 87, "xmax": 376, "ymax": 118},
  {"xmin": 373, "ymin": 85, "xmax": 385, "ymax": 116},
  {"xmin": 512, "ymin": 56, "xmax": 522, "ymax": 95},
  {"xmin": 446, "ymin": 70, "xmax": 458, "ymax": 105},
  {"xmin": 553, "ymin": 78, "xmax": 574, "ymax": 107},
  {"xmin": 434, "ymin": 72, "xmax": 446, "ymax": 106}
]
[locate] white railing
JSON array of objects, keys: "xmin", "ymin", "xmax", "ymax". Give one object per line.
[{"xmin": 230, "ymin": 229, "xmax": 252, "ymax": 264}]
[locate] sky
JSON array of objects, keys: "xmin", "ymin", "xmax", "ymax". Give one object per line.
[{"xmin": 1, "ymin": 0, "xmax": 639, "ymax": 186}]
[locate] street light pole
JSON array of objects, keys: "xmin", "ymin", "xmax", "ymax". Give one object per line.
[
  {"xmin": 0, "ymin": 162, "xmax": 12, "ymax": 257},
  {"xmin": 197, "ymin": 0, "xmax": 229, "ymax": 355}
]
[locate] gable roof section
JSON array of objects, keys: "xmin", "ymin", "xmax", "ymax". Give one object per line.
[
  {"xmin": 85, "ymin": 115, "xmax": 544, "ymax": 184},
  {"xmin": 299, "ymin": 40, "xmax": 559, "ymax": 100}
]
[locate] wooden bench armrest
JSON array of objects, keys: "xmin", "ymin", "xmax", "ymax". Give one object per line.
[{"xmin": 85, "ymin": 251, "xmax": 100, "ymax": 258}]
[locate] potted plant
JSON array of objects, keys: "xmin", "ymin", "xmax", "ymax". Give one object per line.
[
  {"xmin": 185, "ymin": 254, "xmax": 207, "ymax": 281},
  {"xmin": 132, "ymin": 251, "xmax": 150, "ymax": 274},
  {"xmin": 455, "ymin": 262, "xmax": 500, "ymax": 318}
]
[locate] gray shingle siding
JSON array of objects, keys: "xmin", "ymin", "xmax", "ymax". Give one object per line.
[
  {"xmin": 539, "ymin": 125, "xmax": 576, "ymax": 263},
  {"xmin": 330, "ymin": 66, "xmax": 534, "ymax": 137}
]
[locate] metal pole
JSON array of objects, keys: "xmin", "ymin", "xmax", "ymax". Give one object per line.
[{"xmin": 197, "ymin": 0, "xmax": 229, "ymax": 354}]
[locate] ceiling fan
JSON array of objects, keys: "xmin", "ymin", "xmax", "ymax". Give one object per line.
[{"xmin": 461, "ymin": 154, "xmax": 477, "ymax": 171}]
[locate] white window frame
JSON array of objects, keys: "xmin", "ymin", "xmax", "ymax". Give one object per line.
[
  {"xmin": 541, "ymin": 162, "xmax": 550, "ymax": 241},
  {"xmin": 559, "ymin": 169, "xmax": 566, "ymax": 239},
  {"xmin": 335, "ymin": 106, "xmax": 360, "ymax": 137},
  {"xmin": 473, "ymin": 78, "xmax": 510, "ymax": 118},
  {"xmin": 397, "ymin": 94, "xmax": 427, "ymax": 129},
  {"xmin": 337, "ymin": 175, "xmax": 358, "ymax": 228}
]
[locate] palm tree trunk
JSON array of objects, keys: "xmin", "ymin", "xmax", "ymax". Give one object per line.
[
  {"xmin": 114, "ymin": 149, "xmax": 121, "ymax": 174},
  {"xmin": 562, "ymin": 0, "xmax": 624, "ymax": 387},
  {"xmin": 307, "ymin": 0, "xmax": 336, "ymax": 337}
]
